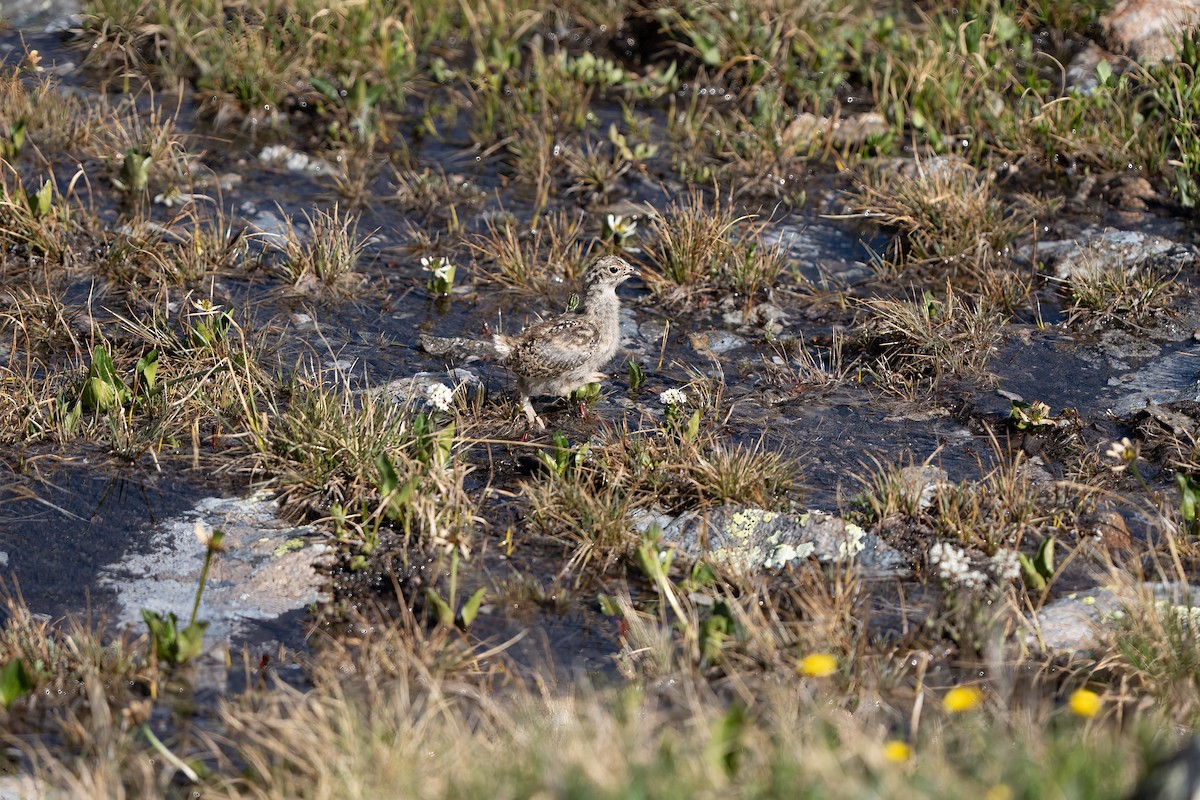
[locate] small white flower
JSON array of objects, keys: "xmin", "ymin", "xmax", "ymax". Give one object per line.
[
  {"xmin": 659, "ymin": 388, "xmax": 688, "ymax": 406},
  {"xmin": 425, "ymin": 382, "xmax": 454, "ymax": 413},
  {"xmin": 1105, "ymin": 437, "xmax": 1136, "ymax": 472},
  {"xmin": 421, "ymin": 257, "xmax": 454, "ymax": 280},
  {"xmin": 606, "ymin": 213, "xmax": 637, "ymax": 237},
  {"xmin": 190, "ymin": 298, "xmax": 223, "ymax": 316}
]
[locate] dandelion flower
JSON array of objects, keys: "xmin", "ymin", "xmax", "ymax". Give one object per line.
[
  {"xmin": 798, "ymin": 652, "xmax": 837, "ymax": 678},
  {"xmin": 942, "ymin": 685, "xmax": 983, "ymax": 713},
  {"xmin": 1068, "ymin": 688, "xmax": 1103, "ymax": 718},
  {"xmin": 659, "ymin": 388, "xmax": 688, "ymax": 407},
  {"xmin": 883, "ymin": 740, "xmax": 912, "ymax": 763},
  {"xmin": 425, "ymin": 382, "xmax": 454, "ymax": 413}
]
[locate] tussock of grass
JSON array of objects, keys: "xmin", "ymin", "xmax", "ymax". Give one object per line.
[
  {"xmin": 1063, "ymin": 266, "xmax": 1180, "ymax": 329},
  {"xmin": 525, "ymin": 465, "xmax": 639, "ymax": 574},
  {"xmin": 276, "ymin": 205, "xmax": 369, "ymax": 296},
  {"xmin": 846, "ymin": 158, "xmax": 1024, "ymax": 282},
  {"xmin": 857, "ymin": 286, "xmax": 1004, "ymax": 386},
  {"xmin": 594, "ymin": 422, "xmax": 802, "ymax": 514},
  {"xmin": 0, "ymin": 68, "xmax": 107, "ymax": 155},
  {"xmin": 645, "ymin": 189, "xmax": 786, "ymax": 301},
  {"xmin": 250, "ymin": 378, "xmax": 477, "ymax": 552},
  {"xmin": 468, "ymin": 209, "xmax": 591, "ymax": 297}
]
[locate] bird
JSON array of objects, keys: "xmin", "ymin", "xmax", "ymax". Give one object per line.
[{"xmin": 419, "ymin": 255, "xmax": 635, "ymax": 429}]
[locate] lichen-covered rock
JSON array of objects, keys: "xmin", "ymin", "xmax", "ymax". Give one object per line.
[
  {"xmin": 99, "ymin": 491, "xmax": 333, "ymax": 646},
  {"xmin": 632, "ymin": 506, "xmax": 905, "ymax": 575},
  {"xmin": 1030, "ymin": 582, "xmax": 1200, "ymax": 656},
  {"xmin": 1017, "ymin": 229, "xmax": 1189, "ymax": 281}
]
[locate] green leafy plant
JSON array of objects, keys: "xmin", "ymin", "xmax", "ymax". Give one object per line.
[
  {"xmin": 1010, "ymin": 400, "xmax": 1055, "ymax": 431},
  {"xmin": 537, "ymin": 432, "xmax": 590, "ymax": 480},
  {"xmin": 1019, "ymin": 536, "xmax": 1055, "ymax": 593},
  {"xmin": 142, "ymin": 609, "xmax": 208, "ymax": 666},
  {"xmin": 114, "ymin": 147, "xmax": 151, "ymax": 193},
  {"xmin": 1177, "ymin": 473, "xmax": 1200, "ymax": 537},
  {"xmin": 23, "ymin": 180, "xmax": 52, "ymax": 218},
  {"xmin": 633, "ymin": 526, "xmax": 686, "ymax": 621},
  {"xmin": 0, "ymin": 658, "xmax": 33, "ymax": 708},
  {"xmin": 422, "ymin": 256, "xmax": 456, "ymax": 296},
  {"xmin": 425, "ymin": 549, "xmax": 485, "ymax": 630},
  {"xmin": 80, "ymin": 345, "xmax": 132, "ymax": 412},
  {"xmin": 411, "ymin": 412, "xmax": 454, "ymax": 467},
  {"xmin": 186, "ymin": 300, "xmax": 233, "ymax": 349},
  {"xmin": 142, "ymin": 525, "xmax": 225, "ymax": 666},
  {"xmin": 0, "ymin": 116, "xmax": 26, "ymax": 161},
  {"xmin": 627, "ymin": 361, "xmax": 645, "ymax": 393},
  {"xmin": 569, "ymin": 382, "xmax": 602, "ymax": 410}
]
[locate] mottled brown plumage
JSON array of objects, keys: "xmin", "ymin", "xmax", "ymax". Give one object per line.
[{"xmin": 420, "ymin": 255, "xmax": 635, "ymax": 428}]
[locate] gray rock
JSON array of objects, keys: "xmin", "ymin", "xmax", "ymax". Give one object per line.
[
  {"xmin": 1109, "ymin": 349, "xmax": 1200, "ymax": 416},
  {"xmin": 688, "ymin": 329, "xmax": 747, "ymax": 357},
  {"xmin": 259, "ymin": 145, "xmax": 342, "ymax": 178},
  {"xmin": 1031, "ymin": 582, "xmax": 1200, "ymax": 657},
  {"xmin": 1129, "ymin": 735, "xmax": 1200, "ymax": 800},
  {"xmin": 633, "ymin": 506, "xmax": 906, "ymax": 575},
  {"xmin": 1102, "ymin": 0, "xmax": 1200, "ymax": 65},
  {"xmin": 375, "ymin": 369, "xmax": 482, "ymax": 408},
  {"xmin": 1023, "ymin": 230, "xmax": 1188, "ymax": 281},
  {"xmin": 98, "ymin": 491, "xmax": 333, "ymax": 647},
  {"xmin": 0, "ymin": 0, "xmax": 81, "ymax": 28}
]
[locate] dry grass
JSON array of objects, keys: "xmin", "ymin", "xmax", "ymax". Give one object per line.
[
  {"xmin": 857, "ymin": 286, "xmax": 1004, "ymax": 388},
  {"xmin": 467, "ymin": 208, "xmax": 592, "ymax": 298},
  {"xmin": 844, "ymin": 158, "xmax": 1025, "ymax": 283},
  {"xmin": 248, "ymin": 375, "xmax": 478, "ymax": 553},
  {"xmin": 644, "ymin": 188, "xmax": 786, "ymax": 302},
  {"xmin": 276, "ymin": 205, "xmax": 369, "ymax": 296}
]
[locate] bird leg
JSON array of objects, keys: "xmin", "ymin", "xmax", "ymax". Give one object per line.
[{"xmin": 521, "ymin": 395, "xmax": 547, "ymax": 431}]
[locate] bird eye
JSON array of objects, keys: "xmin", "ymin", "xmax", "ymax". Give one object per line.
[{"xmin": 608, "ymin": 265, "xmax": 619, "ymax": 274}]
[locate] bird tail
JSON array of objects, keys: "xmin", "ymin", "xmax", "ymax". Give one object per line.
[{"xmin": 419, "ymin": 333, "xmax": 504, "ymax": 361}]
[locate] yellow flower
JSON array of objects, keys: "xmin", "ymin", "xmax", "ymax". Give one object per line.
[
  {"xmin": 883, "ymin": 740, "xmax": 912, "ymax": 763},
  {"xmin": 942, "ymin": 685, "xmax": 984, "ymax": 713},
  {"xmin": 984, "ymin": 785, "xmax": 1012, "ymax": 800},
  {"xmin": 1068, "ymin": 688, "xmax": 1103, "ymax": 718},
  {"xmin": 798, "ymin": 653, "xmax": 838, "ymax": 677}
]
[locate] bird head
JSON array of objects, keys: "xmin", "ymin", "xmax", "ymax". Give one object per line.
[{"xmin": 583, "ymin": 255, "xmax": 635, "ymax": 290}]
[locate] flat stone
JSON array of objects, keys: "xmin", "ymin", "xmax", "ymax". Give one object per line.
[
  {"xmin": 98, "ymin": 491, "xmax": 333, "ymax": 648},
  {"xmin": 1030, "ymin": 582, "xmax": 1200, "ymax": 656},
  {"xmin": 1021, "ymin": 229, "xmax": 1187, "ymax": 280},
  {"xmin": 633, "ymin": 506, "xmax": 907, "ymax": 575},
  {"xmin": 259, "ymin": 145, "xmax": 342, "ymax": 178},
  {"xmin": 376, "ymin": 369, "xmax": 482, "ymax": 408},
  {"xmin": 688, "ymin": 330, "xmax": 747, "ymax": 357}
]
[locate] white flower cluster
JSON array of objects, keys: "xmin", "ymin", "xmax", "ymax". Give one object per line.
[
  {"xmin": 424, "ymin": 382, "xmax": 454, "ymax": 413},
  {"xmin": 988, "ymin": 549, "xmax": 1021, "ymax": 582},
  {"xmin": 928, "ymin": 542, "xmax": 988, "ymax": 591},
  {"xmin": 659, "ymin": 388, "xmax": 688, "ymax": 406}
]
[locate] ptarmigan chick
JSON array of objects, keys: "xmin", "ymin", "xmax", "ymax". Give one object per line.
[{"xmin": 420, "ymin": 255, "xmax": 635, "ymax": 429}]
